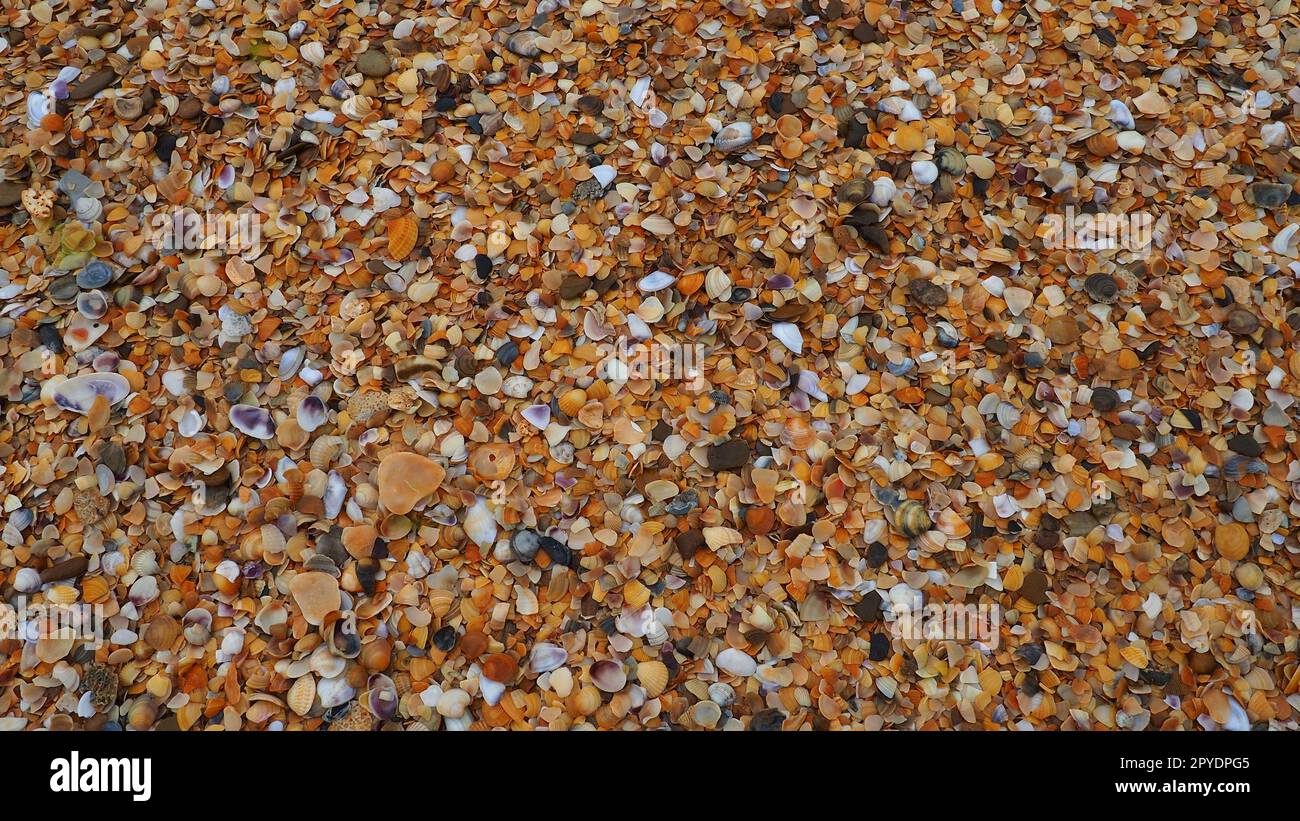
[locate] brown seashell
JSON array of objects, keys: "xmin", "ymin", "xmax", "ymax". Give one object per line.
[
  {"xmin": 277, "ymin": 418, "xmax": 310, "ymax": 451},
  {"xmin": 635, "ymin": 660, "xmax": 669, "ymax": 698},
  {"xmin": 343, "ymin": 524, "xmax": 378, "ymax": 559},
  {"xmin": 45, "ymin": 585, "xmax": 79, "ymax": 605},
  {"xmin": 379, "ymin": 513, "xmax": 412, "ymax": 540},
  {"xmin": 482, "ymin": 652, "xmax": 519, "ymax": 683},
  {"xmin": 557, "ymin": 388, "xmax": 588, "ymax": 416},
  {"xmin": 281, "ymin": 469, "xmax": 305, "ymax": 505},
  {"xmin": 469, "ymin": 443, "xmax": 516, "ymax": 482},
  {"xmin": 894, "ymin": 500, "xmax": 932, "ymax": 537},
  {"xmin": 144, "ymin": 615, "xmax": 179, "ymax": 651},
  {"xmin": 286, "ymin": 675, "xmax": 316, "ymax": 717},
  {"xmin": 1085, "ymin": 132, "xmax": 1118, "ymax": 156},
  {"xmin": 361, "ymin": 637, "xmax": 393, "ymax": 672},
  {"xmin": 377, "ymin": 451, "xmax": 446, "ymax": 514}
]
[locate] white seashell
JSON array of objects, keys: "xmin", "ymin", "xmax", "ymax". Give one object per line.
[
  {"xmin": 279, "ymin": 346, "xmax": 306, "ymax": 380},
  {"xmin": 1260, "ymin": 122, "xmax": 1289, "ymax": 148},
  {"xmin": 300, "ymin": 41, "xmax": 325, "ymax": 65},
  {"xmin": 590, "ymin": 165, "xmax": 616, "ymax": 188},
  {"xmin": 529, "ymin": 642, "xmax": 567, "ymax": 673},
  {"xmin": 771, "ymin": 322, "xmax": 803, "ymax": 354},
  {"xmin": 370, "ymin": 187, "xmax": 400, "ymax": 213},
  {"xmin": 479, "ymin": 676, "xmax": 505, "ymax": 706},
  {"xmin": 340, "ymin": 95, "xmax": 371, "ymax": 120},
  {"xmin": 324, "ymin": 470, "xmax": 347, "ymax": 520},
  {"xmin": 178, "ymin": 409, "xmax": 204, "ymax": 437},
  {"xmin": 716, "ymin": 647, "xmax": 757, "ymax": 677},
  {"xmin": 13, "ymin": 568, "xmax": 41, "ymax": 593},
  {"xmin": 50, "ymin": 373, "xmax": 131, "ymax": 415},
  {"xmin": 73, "ymin": 197, "xmax": 103, "ymax": 223},
  {"xmin": 1272, "ymin": 223, "xmax": 1298, "ymax": 256},
  {"xmin": 436, "ymin": 687, "xmax": 471, "ymax": 717},
  {"xmin": 522, "ymin": 404, "xmax": 551, "ymax": 429},
  {"xmin": 229, "ymin": 404, "xmax": 275, "ymax": 439},
  {"xmin": 714, "ymin": 122, "xmax": 753, "ymax": 152},
  {"xmin": 1116, "ymin": 131, "xmax": 1146, "ymax": 153},
  {"xmin": 316, "ymin": 674, "xmax": 355, "ymax": 708},
  {"xmin": 637, "ymin": 270, "xmax": 676, "ymax": 292},
  {"xmin": 462, "ymin": 497, "xmax": 497, "ymax": 549},
  {"xmin": 27, "ymin": 92, "xmax": 50, "ymax": 129},
  {"xmin": 296, "ymin": 395, "xmax": 327, "ymax": 432},
  {"xmin": 911, "ymin": 161, "xmax": 938, "ymax": 185},
  {"xmin": 870, "ymin": 176, "xmax": 896, "ymax": 207},
  {"xmin": 1108, "ymin": 100, "xmax": 1135, "ymax": 129}
]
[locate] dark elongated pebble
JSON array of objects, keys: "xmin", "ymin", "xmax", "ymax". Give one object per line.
[
  {"xmin": 40, "ymin": 556, "xmax": 89, "ymax": 584},
  {"xmin": 68, "ymin": 68, "xmax": 117, "ymax": 100}
]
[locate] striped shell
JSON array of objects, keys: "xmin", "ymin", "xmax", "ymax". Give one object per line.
[
  {"xmin": 469, "ymin": 443, "xmax": 515, "ymax": 481},
  {"xmin": 1085, "ymin": 132, "xmax": 1118, "ymax": 156},
  {"xmin": 895, "ymin": 500, "xmax": 932, "ymax": 537},
  {"xmin": 428, "ymin": 588, "xmax": 455, "ymax": 618},
  {"xmin": 780, "ymin": 418, "xmax": 817, "ymax": 451},
  {"xmin": 287, "ymin": 675, "xmax": 316, "ymax": 717},
  {"xmin": 131, "ymin": 549, "xmax": 160, "ymax": 575},
  {"xmin": 309, "ymin": 436, "xmax": 346, "ymax": 471},
  {"xmin": 81, "ymin": 576, "xmax": 111, "ymax": 604},
  {"xmin": 46, "ymin": 585, "xmax": 79, "ymax": 605},
  {"xmin": 557, "ymin": 388, "xmax": 588, "ymax": 416},
  {"xmin": 387, "ymin": 215, "xmax": 418, "ymax": 259},
  {"xmin": 635, "ymin": 660, "xmax": 669, "ymax": 698}
]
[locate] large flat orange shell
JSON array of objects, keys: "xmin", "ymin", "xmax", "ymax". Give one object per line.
[{"xmin": 377, "ymin": 451, "xmax": 446, "ymax": 514}]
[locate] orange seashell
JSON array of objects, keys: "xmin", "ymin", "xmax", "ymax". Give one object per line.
[
  {"xmin": 557, "ymin": 388, "xmax": 587, "ymax": 416},
  {"xmin": 387, "ymin": 215, "xmax": 418, "ymax": 259},
  {"xmin": 1119, "ymin": 645, "xmax": 1149, "ymax": 669},
  {"xmin": 81, "ymin": 576, "xmax": 111, "ymax": 604},
  {"xmin": 427, "ymin": 587, "xmax": 455, "ymax": 618},
  {"xmin": 1085, "ymin": 132, "xmax": 1118, "ymax": 157},
  {"xmin": 780, "ymin": 418, "xmax": 817, "ymax": 451},
  {"xmin": 635, "ymin": 660, "xmax": 669, "ymax": 698},
  {"xmin": 481, "ymin": 652, "xmax": 519, "ymax": 683},
  {"xmin": 469, "ymin": 443, "xmax": 515, "ymax": 481},
  {"xmin": 46, "ymin": 585, "xmax": 78, "ymax": 605},
  {"xmin": 40, "ymin": 113, "xmax": 65, "ymax": 131},
  {"xmin": 678, "ymin": 272, "xmax": 704, "ymax": 296}
]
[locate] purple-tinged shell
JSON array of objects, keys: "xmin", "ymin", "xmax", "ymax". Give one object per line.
[
  {"xmin": 297, "ymin": 395, "xmax": 327, "ymax": 432},
  {"xmin": 522, "ymin": 404, "xmax": 551, "ymax": 429},
  {"xmin": 92, "ymin": 351, "xmax": 120, "ymax": 373},
  {"xmin": 77, "ymin": 289, "xmax": 108, "ymax": 320},
  {"xmin": 428, "ymin": 503, "xmax": 457, "ymax": 527},
  {"xmin": 766, "ymin": 274, "xmax": 794, "ymax": 290},
  {"xmin": 242, "ymin": 562, "xmax": 266, "ymax": 579},
  {"xmin": 554, "ymin": 473, "xmax": 576, "ymax": 490},
  {"xmin": 52, "ymin": 373, "xmax": 131, "ymax": 414},
  {"xmin": 590, "ymin": 659, "xmax": 627, "ymax": 693},
  {"xmin": 789, "ymin": 390, "xmax": 811, "ymax": 412},
  {"xmin": 229, "ymin": 404, "xmax": 276, "ymax": 439},
  {"xmin": 529, "ymin": 642, "xmax": 567, "ymax": 673},
  {"xmin": 51, "ymin": 79, "xmax": 69, "ymax": 100},
  {"xmin": 217, "ymin": 164, "xmax": 236, "ymax": 190},
  {"xmin": 366, "ymin": 674, "xmax": 398, "ymax": 721},
  {"xmin": 323, "ymin": 471, "xmax": 346, "ymax": 520},
  {"xmin": 796, "ymin": 370, "xmax": 827, "ymax": 401}
]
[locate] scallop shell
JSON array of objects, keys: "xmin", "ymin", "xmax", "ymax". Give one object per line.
[
  {"xmin": 780, "ymin": 418, "xmax": 817, "ymax": 451},
  {"xmin": 81, "ymin": 576, "xmax": 111, "ymax": 604},
  {"xmin": 558, "ymin": 388, "xmax": 588, "ymax": 416},
  {"xmin": 50, "ymin": 373, "xmax": 131, "ymax": 414},
  {"xmin": 287, "ymin": 675, "xmax": 316, "ymax": 717},
  {"xmin": 427, "ymin": 588, "xmax": 455, "ymax": 618},
  {"xmin": 387, "ymin": 215, "xmax": 418, "ymax": 259},
  {"xmin": 895, "ymin": 499, "xmax": 932, "ymax": 537},
  {"xmin": 469, "ymin": 443, "xmax": 515, "ymax": 481},
  {"xmin": 46, "ymin": 585, "xmax": 79, "ymax": 605},
  {"xmin": 309, "ymin": 435, "xmax": 346, "ymax": 471},
  {"xmin": 131, "ymin": 549, "xmax": 160, "ymax": 576},
  {"xmin": 635, "ymin": 660, "xmax": 668, "ymax": 698},
  {"xmin": 1086, "ymin": 132, "xmax": 1118, "ymax": 156}
]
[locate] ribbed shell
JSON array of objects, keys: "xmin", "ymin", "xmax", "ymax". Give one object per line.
[{"xmin": 895, "ymin": 500, "xmax": 933, "ymax": 537}]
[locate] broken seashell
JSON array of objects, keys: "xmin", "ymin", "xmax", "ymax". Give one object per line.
[{"xmin": 50, "ymin": 373, "xmax": 131, "ymax": 415}]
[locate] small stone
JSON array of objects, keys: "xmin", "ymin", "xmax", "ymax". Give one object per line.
[
  {"xmin": 853, "ymin": 591, "xmax": 884, "ymax": 622},
  {"xmin": 1245, "ymin": 181, "xmax": 1291, "ymax": 209},
  {"xmin": 356, "ymin": 49, "xmax": 392, "ymax": 77},
  {"xmin": 68, "ymin": 68, "xmax": 117, "ymax": 100},
  {"xmin": 1227, "ymin": 434, "xmax": 1262, "ymax": 457},
  {"xmin": 1019, "ymin": 570, "xmax": 1050, "ymax": 605},
  {"xmin": 706, "ymin": 438, "xmax": 749, "ymax": 472}
]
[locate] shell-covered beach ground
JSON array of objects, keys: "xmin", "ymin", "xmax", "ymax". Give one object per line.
[{"xmin": 1, "ymin": 0, "xmax": 1300, "ymax": 730}]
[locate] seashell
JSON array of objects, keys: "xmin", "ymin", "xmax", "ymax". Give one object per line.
[
  {"xmin": 716, "ymin": 647, "xmax": 757, "ymax": 677},
  {"xmin": 571, "ymin": 685, "xmax": 602, "ymax": 716},
  {"xmin": 13, "ymin": 568, "xmax": 42, "ymax": 593},
  {"xmin": 309, "ymin": 435, "xmax": 346, "ymax": 470},
  {"xmin": 77, "ymin": 261, "xmax": 114, "ymax": 290},
  {"xmin": 557, "ymin": 388, "xmax": 588, "ymax": 416},
  {"xmin": 340, "ymin": 94, "xmax": 371, "ymax": 120},
  {"xmin": 1086, "ymin": 132, "xmax": 1118, "ymax": 156},
  {"xmin": 482, "ymin": 652, "xmax": 519, "ymax": 683},
  {"xmin": 296, "ymin": 395, "xmax": 327, "ymax": 432},
  {"xmin": 427, "ymin": 588, "xmax": 455, "ymax": 618},
  {"xmin": 462, "ymin": 497, "xmax": 498, "ymax": 549},
  {"xmin": 637, "ymin": 270, "xmax": 676, "ymax": 292},
  {"xmin": 277, "ymin": 418, "xmax": 310, "ymax": 451},
  {"xmin": 386, "ymin": 215, "xmax": 418, "ymax": 259},
  {"xmin": 895, "ymin": 499, "xmax": 932, "ymax": 537},
  {"xmin": 128, "ymin": 697, "xmax": 158, "ymax": 731},
  {"xmin": 1225, "ymin": 309, "xmax": 1259, "ymax": 336},
  {"xmin": 715, "ymin": 121, "xmax": 753, "ymax": 152},
  {"xmin": 144, "ymin": 615, "xmax": 179, "ymax": 651},
  {"xmin": 254, "ymin": 601, "xmax": 289, "ymax": 635},
  {"xmin": 367, "ymin": 673, "xmax": 399, "ymax": 720},
  {"xmin": 635, "ymin": 660, "xmax": 668, "ymax": 698},
  {"xmin": 1083, "ymin": 273, "xmax": 1118, "ymax": 304},
  {"xmin": 280, "ymin": 346, "xmax": 306, "ymax": 381},
  {"xmin": 507, "ymin": 30, "xmax": 542, "ymax": 57},
  {"xmin": 50, "ymin": 373, "xmax": 131, "ymax": 414},
  {"xmin": 935, "ymin": 147, "xmax": 966, "ymax": 176},
  {"xmin": 469, "ymin": 443, "xmax": 515, "ymax": 481},
  {"xmin": 780, "ymin": 417, "xmax": 817, "ymax": 451},
  {"xmin": 837, "ymin": 179, "xmax": 873, "ymax": 203},
  {"xmin": 46, "ymin": 585, "xmax": 78, "ymax": 605},
  {"xmin": 317, "ymin": 675, "xmax": 355, "ymax": 709},
  {"xmin": 286, "ymin": 675, "xmax": 315, "ymax": 716},
  {"xmin": 377, "ymin": 451, "xmax": 445, "ymax": 514},
  {"xmin": 131, "ymin": 549, "xmax": 160, "ymax": 576},
  {"xmin": 229, "ymin": 404, "xmax": 276, "ymax": 439},
  {"xmin": 590, "ymin": 659, "xmax": 627, "ymax": 692},
  {"xmin": 77, "ymin": 290, "xmax": 108, "ymax": 320},
  {"xmin": 183, "ymin": 608, "xmax": 212, "ymax": 644},
  {"xmin": 362, "ymin": 638, "xmax": 393, "ymax": 673},
  {"xmin": 529, "ymin": 642, "xmax": 567, "ymax": 673},
  {"xmin": 522, "ymin": 404, "xmax": 551, "ymax": 429},
  {"xmin": 81, "ymin": 576, "xmax": 111, "ymax": 604},
  {"xmin": 771, "ymin": 322, "xmax": 803, "ymax": 354}
]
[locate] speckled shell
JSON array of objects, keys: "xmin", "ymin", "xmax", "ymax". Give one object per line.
[
  {"xmin": 635, "ymin": 660, "xmax": 668, "ymax": 698},
  {"xmin": 387, "ymin": 215, "xmax": 418, "ymax": 259},
  {"xmin": 287, "ymin": 675, "xmax": 316, "ymax": 717},
  {"xmin": 895, "ymin": 500, "xmax": 932, "ymax": 537}
]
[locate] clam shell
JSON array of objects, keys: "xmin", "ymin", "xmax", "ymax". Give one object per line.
[
  {"xmin": 229, "ymin": 404, "xmax": 276, "ymax": 439},
  {"xmin": 506, "ymin": 31, "xmax": 542, "ymax": 57},
  {"xmin": 279, "ymin": 346, "xmax": 306, "ymax": 380},
  {"xmin": 895, "ymin": 499, "xmax": 932, "ymax": 537},
  {"xmin": 590, "ymin": 659, "xmax": 627, "ymax": 692},
  {"xmin": 715, "ymin": 121, "xmax": 753, "ymax": 152},
  {"xmin": 635, "ymin": 659, "xmax": 668, "ymax": 697},
  {"xmin": 51, "ymin": 373, "xmax": 131, "ymax": 414},
  {"xmin": 462, "ymin": 497, "xmax": 498, "ymax": 548},
  {"xmin": 1086, "ymin": 132, "xmax": 1118, "ymax": 156},
  {"xmin": 557, "ymin": 388, "xmax": 588, "ymax": 417},
  {"xmin": 296, "ymin": 395, "xmax": 327, "ymax": 432},
  {"xmin": 77, "ymin": 290, "xmax": 108, "ymax": 320},
  {"xmin": 529, "ymin": 642, "xmax": 567, "ymax": 673}
]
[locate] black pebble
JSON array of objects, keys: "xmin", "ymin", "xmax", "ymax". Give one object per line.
[
  {"xmin": 474, "ymin": 254, "xmax": 493, "ymax": 279},
  {"xmin": 866, "ymin": 542, "xmax": 888, "ymax": 567},
  {"xmin": 868, "ymin": 633, "xmax": 890, "ymax": 661},
  {"xmin": 154, "ymin": 131, "xmax": 178, "ymax": 161},
  {"xmin": 539, "ymin": 535, "xmax": 572, "ymax": 567},
  {"xmin": 435, "ymin": 95, "xmax": 456, "ymax": 112},
  {"xmin": 853, "ymin": 591, "xmax": 884, "ymax": 622},
  {"xmin": 37, "ymin": 323, "xmax": 63, "ymax": 354},
  {"xmin": 749, "ymin": 708, "xmax": 787, "ymax": 731}
]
